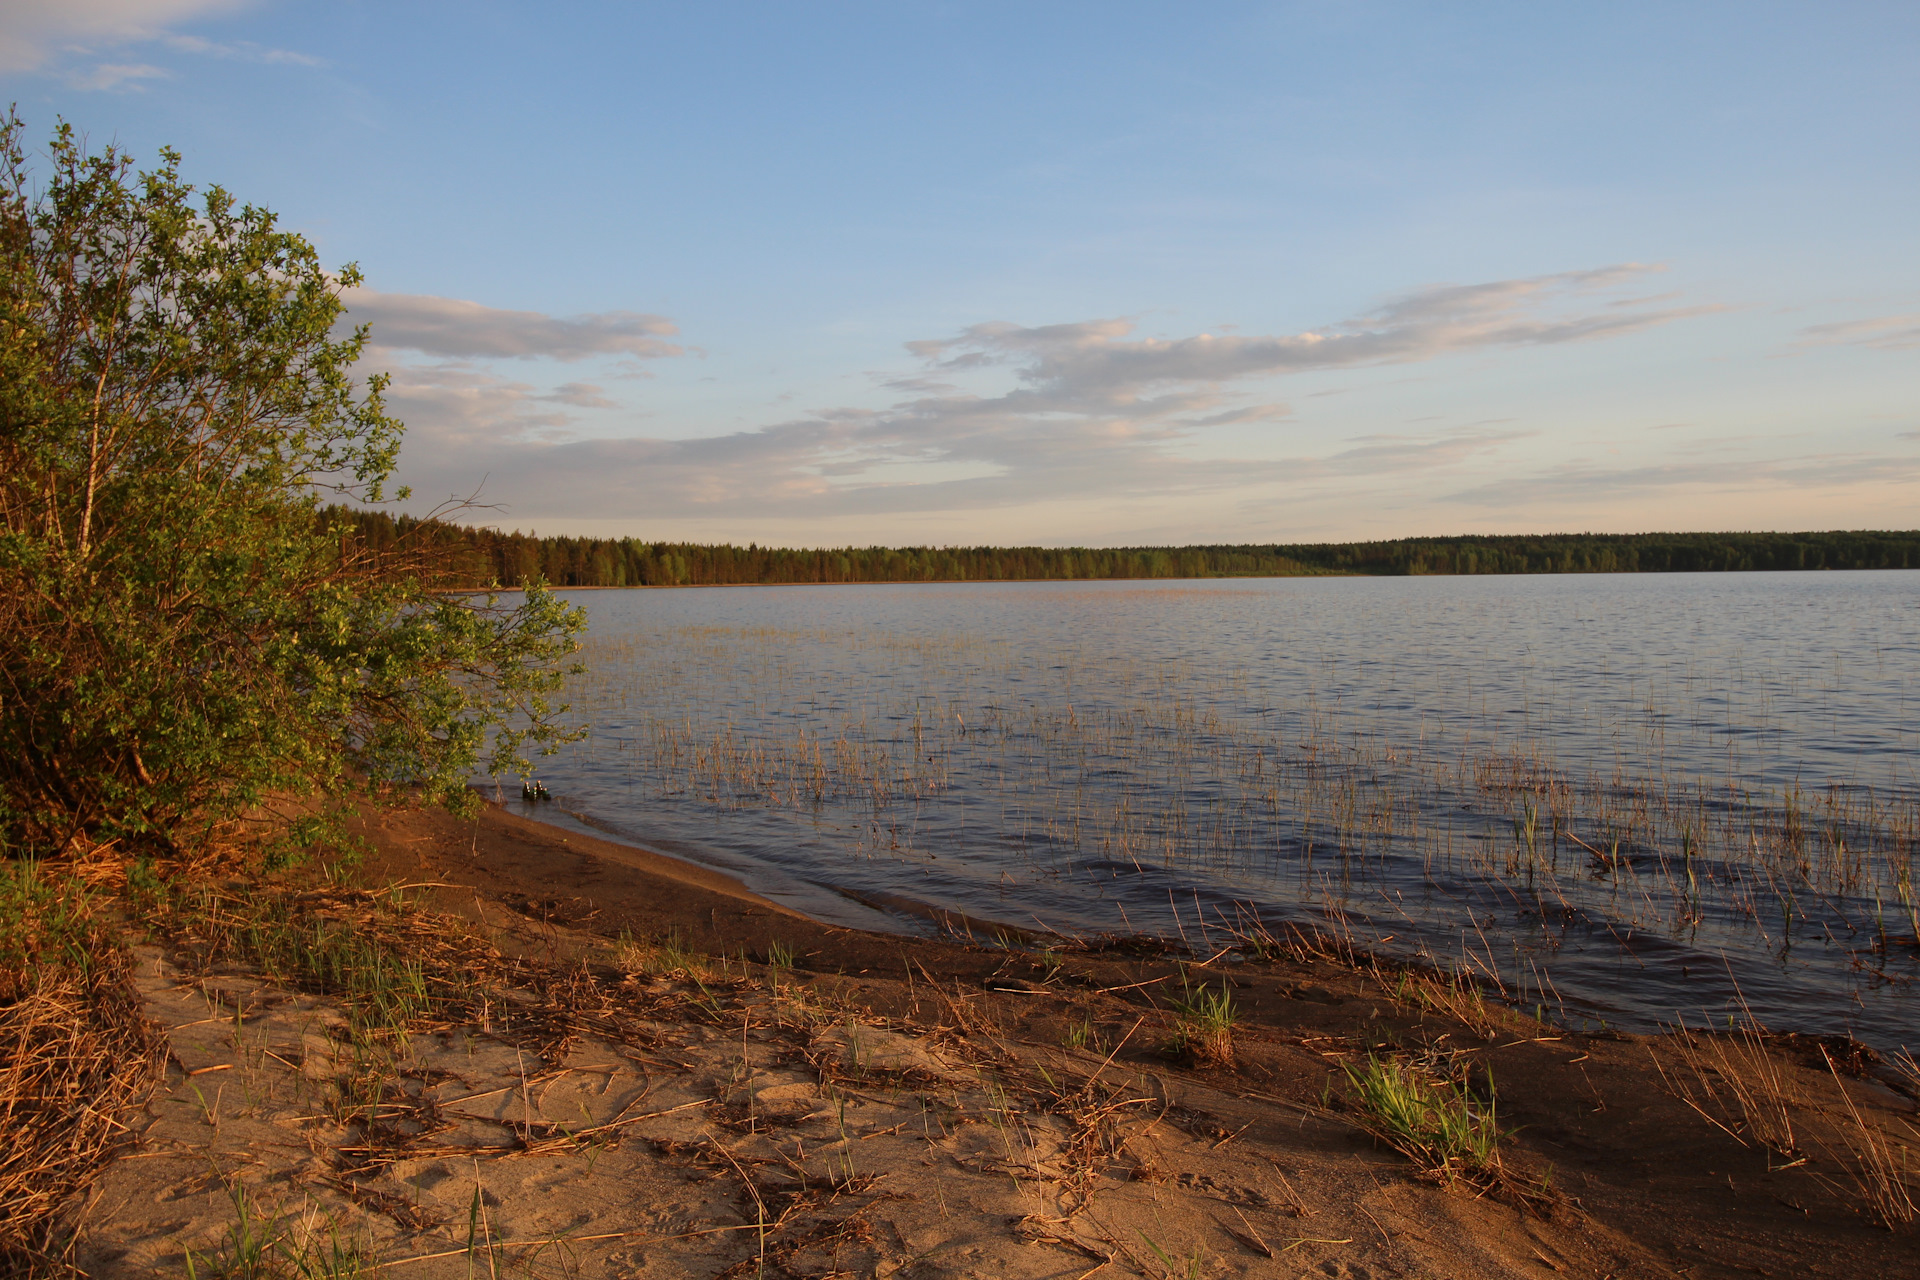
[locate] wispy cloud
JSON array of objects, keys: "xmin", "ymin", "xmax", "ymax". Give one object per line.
[
  {"xmin": 1443, "ymin": 450, "xmax": 1920, "ymax": 508},
  {"xmin": 0, "ymin": 0, "xmax": 316, "ymax": 87},
  {"xmin": 160, "ymin": 32, "xmax": 319, "ymax": 65},
  {"xmin": 546, "ymin": 382, "xmax": 618, "ymax": 410},
  {"xmin": 341, "ymin": 290, "xmax": 683, "ymax": 362},
  {"xmin": 0, "ymin": 1, "xmax": 241, "ymax": 71},
  {"xmin": 63, "ymin": 61, "xmax": 169, "ymax": 91},
  {"xmin": 905, "ymin": 265, "xmax": 1712, "ymax": 404},
  {"xmin": 1795, "ymin": 313, "xmax": 1920, "ymax": 352},
  {"xmin": 378, "ymin": 266, "xmax": 1700, "ymax": 523}
]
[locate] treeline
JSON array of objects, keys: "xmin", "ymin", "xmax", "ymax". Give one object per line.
[
  {"xmin": 327, "ymin": 510, "xmax": 1920, "ymax": 588},
  {"xmin": 1273, "ymin": 530, "xmax": 1920, "ymax": 576}
]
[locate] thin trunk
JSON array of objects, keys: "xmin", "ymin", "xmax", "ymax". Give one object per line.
[{"xmin": 78, "ymin": 360, "xmax": 111, "ymax": 556}]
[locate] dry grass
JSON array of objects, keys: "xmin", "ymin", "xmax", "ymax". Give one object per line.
[
  {"xmin": 1652, "ymin": 1013, "xmax": 1802, "ymax": 1163},
  {"xmin": 140, "ymin": 871, "xmax": 515, "ymax": 1046},
  {"xmin": 611, "ymin": 929, "xmax": 713, "ymax": 982},
  {"xmin": 1809, "ymin": 1052, "xmax": 1919, "ymax": 1231},
  {"xmin": 0, "ymin": 863, "xmax": 165, "ymax": 1276},
  {"xmin": 1652, "ymin": 1006, "xmax": 1919, "ymax": 1231},
  {"xmin": 1892, "ymin": 1047, "xmax": 1920, "ymax": 1100}
]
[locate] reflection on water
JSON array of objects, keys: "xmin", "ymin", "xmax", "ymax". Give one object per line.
[{"xmin": 510, "ymin": 573, "xmax": 1919, "ymax": 1050}]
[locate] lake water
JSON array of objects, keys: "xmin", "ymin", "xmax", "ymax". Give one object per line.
[{"xmin": 508, "ymin": 572, "xmax": 1919, "ymax": 1052}]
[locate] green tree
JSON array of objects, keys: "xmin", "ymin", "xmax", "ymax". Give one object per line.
[{"xmin": 0, "ymin": 116, "xmax": 584, "ymax": 857}]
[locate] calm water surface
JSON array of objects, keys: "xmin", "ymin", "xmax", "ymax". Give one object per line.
[{"xmin": 509, "ymin": 573, "xmax": 1919, "ymax": 1051}]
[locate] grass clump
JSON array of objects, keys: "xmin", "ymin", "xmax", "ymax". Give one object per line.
[
  {"xmin": 141, "ymin": 870, "xmax": 500, "ymax": 1046},
  {"xmin": 1166, "ymin": 978, "xmax": 1237, "ymax": 1067},
  {"xmin": 612, "ymin": 929, "xmax": 710, "ymax": 980},
  {"xmin": 1063, "ymin": 1015, "xmax": 1107, "ymax": 1053},
  {"xmin": 1342, "ymin": 1055, "xmax": 1504, "ymax": 1186},
  {"xmin": 184, "ymin": 1179, "xmax": 383, "ymax": 1279}
]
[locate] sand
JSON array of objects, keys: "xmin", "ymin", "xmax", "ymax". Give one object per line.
[{"xmin": 52, "ymin": 799, "xmax": 1920, "ymax": 1278}]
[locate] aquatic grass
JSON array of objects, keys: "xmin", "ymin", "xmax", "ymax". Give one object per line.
[{"xmin": 555, "ymin": 615, "xmax": 1920, "ymax": 1040}]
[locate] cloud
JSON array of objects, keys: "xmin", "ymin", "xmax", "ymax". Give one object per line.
[
  {"xmin": 63, "ymin": 60, "xmax": 168, "ymax": 90},
  {"xmin": 544, "ymin": 382, "xmax": 618, "ymax": 410},
  {"xmin": 1796, "ymin": 313, "xmax": 1920, "ymax": 352},
  {"xmin": 341, "ymin": 290, "xmax": 683, "ymax": 362},
  {"xmin": 160, "ymin": 32, "xmax": 319, "ymax": 64},
  {"xmin": 907, "ymin": 266, "xmax": 1712, "ymax": 405},
  {"xmin": 1443, "ymin": 450, "xmax": 1920, "ymax": 508},
  {"xmin": 1188, "ymin": 402, "xmax": 1291, "ymax": 427},
  {"xmin": 0, "ymin": 0, "xmax": 251, "ymax": 72},
  {"xmin": 376, "ymin": 265, "xmax": 1709, "ymax": 528},
  {"xmin": 376, "ymin": 361, "xmax": 576, "ymax": 451}
]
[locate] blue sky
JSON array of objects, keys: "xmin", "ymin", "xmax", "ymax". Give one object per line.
[{"xmin": 4, "ymin": 2, "xmax": 1916, "ymax": 545}]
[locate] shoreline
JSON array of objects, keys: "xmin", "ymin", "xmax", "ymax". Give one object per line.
[
  {"xmin": 339, "ymin": 800, "xmax": 1919, "ymax": 1252},
  {"xmin": 33, "ymin": 798, "xmax": 1918, "ymax": 1275},
  {"xmin": 450, "ymin": 560, "xmax": 1920, "ymax": 594},
  {"xmin": 456, "ymin": 792, "xmax": 1917, "ymax": 1053}
]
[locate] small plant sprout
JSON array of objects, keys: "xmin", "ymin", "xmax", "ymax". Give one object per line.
[
  {"xmin": 1167, "ymin": 978, "xmax": 1237, "ymax": 1067},
  {"xmin": 1064, "ymin": 1016, "xmax": 1106, "ymax": 1053},
  {"xmin": 766, "ymin": 938, "xmax": 795, "ymax": 990}
]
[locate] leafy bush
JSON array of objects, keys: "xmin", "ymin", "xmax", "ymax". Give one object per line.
[{"xmin": 0, "ymin": 114, "xmax": 583, "ymax": 857}]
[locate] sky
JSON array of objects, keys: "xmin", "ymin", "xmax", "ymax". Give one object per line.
[{"xmin": 3, "ymin": 1, "xmax": 1917, "ymax": 547}]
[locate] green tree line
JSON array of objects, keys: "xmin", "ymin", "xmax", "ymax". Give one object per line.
[
  {"xmin": 330, "ymin": 512, "xmax": 1920, "ymax": 588},
  {"xmin": 1274, "ymin": 530, "xmax": 1920, "ymax": 576}
]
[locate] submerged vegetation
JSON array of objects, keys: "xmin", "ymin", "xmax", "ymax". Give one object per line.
[
  {"xmin": 560, "ymin": 604, "xmax": 1920, "ymax": 1046},
  {"xmin": 333, "ymin": 510, "xmax": 1920, "ymax": 588}
]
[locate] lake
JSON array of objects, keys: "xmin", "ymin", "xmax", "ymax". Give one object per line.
[{"xmin": 508, "ymin": 572, "xmax": 1919, "ymax": 1052}]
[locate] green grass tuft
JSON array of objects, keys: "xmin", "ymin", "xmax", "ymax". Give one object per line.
[
  {"xmin": 1167, "ymin": 977, "xmax": 1237, "ymax": 1067},
  {"xmin": 1342, "ymin": 1055, "xmax": 1504, "ymax": 1184}
]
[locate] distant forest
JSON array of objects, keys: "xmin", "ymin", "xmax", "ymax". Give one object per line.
[{"xmin": 330, "ymin": 510, "xmax": 1920, "ymax": 588}]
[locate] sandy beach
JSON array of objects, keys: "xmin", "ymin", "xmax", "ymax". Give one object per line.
[{"xmin": 44, "ymin": 798, "xmax": 1920, "ymax": 1278}]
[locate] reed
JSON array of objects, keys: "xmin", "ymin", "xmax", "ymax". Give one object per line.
[
  {"xmin": 1652, "ymin": 1011, "xmax": 1802, "ymax": 1164},
  {"xmin": 547, "ymin": 616, "xmax": 1920, "ymax": 1038},
  {"xmin": 1651, "ymin": 989, "xmax": 1920, "ymax": 1230}
]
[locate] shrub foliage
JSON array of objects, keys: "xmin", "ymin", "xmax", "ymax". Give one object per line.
[{"xmin": 0, "ymin": 116, "xmax": 583, "ymax": 855}]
